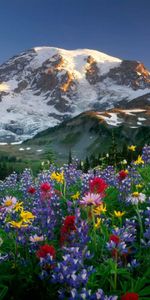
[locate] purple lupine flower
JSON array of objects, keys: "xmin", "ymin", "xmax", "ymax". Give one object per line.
[
  {"xmin": 32, "ymin": 191, "xmax": 62, "ymax": 241},
  {"xmin": 52, "ymin": 246, "xmax": 94, "ymax": 297},
  {"xmin": 69, "ymin": 287, "xmax": 118, "ymax": 300},
  {"xmin": 112, "ymin": 226, "xmax": 136, "ymax": 244},
  {"xmin": 118, "ymin": 176, "xmax": 132, "ymax": 203},
  {"xmin": 128, "ymin": 165, "xmax": 142, "ymax": 185},
  {"xmin": 51, "ymin": 208, "xmax": 93, "ymax": 298},
  {"xmin": 99, "ymin": 166, "xmax": 117, "ymax": 187},
  {"xmin": 142, "ymin": 145, "xmax": 150, "ymax": 164},
  {"xmin": 127, "ymin": 259, "xmax": 140, "ymax": 269},
  {"xmin": 143, "ymin": 206, "xmax": 150, "ymax": 247},
  {"xmin": 0, "ymin": 171, "xmax": 18, "ymax": 193},
  {"xmin": 38, "ymin": 254, "xmax": 56, "ymax": 280},
  {"xmin": 107, "ymin": 224, "xmax": 137, "ymax": 263}
]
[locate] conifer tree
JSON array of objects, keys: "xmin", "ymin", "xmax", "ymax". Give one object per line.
[{"xmin": 68, "ymin": 149, "xmax": 72, "ymax": 164}]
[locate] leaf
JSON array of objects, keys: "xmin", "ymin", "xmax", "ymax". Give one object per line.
[
  {"xmin": 0, "ymin": 285, "xmax": 8, "ymax": 300},
  {"xmin": 134, "ymin": 278, "xmax": 147, "ymax": 292},
  {"xmin": 139, "ymin": 286, "xmax": 150, "ymax": 297}
]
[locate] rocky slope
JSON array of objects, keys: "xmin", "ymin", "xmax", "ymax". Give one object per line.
[
  {"xmin": 0, "ymin": 47, "xmax": 150, "ymax": 142},
  {"xmin": 22, "ymin": 108, "xmax": 150, "ymax": 161}
]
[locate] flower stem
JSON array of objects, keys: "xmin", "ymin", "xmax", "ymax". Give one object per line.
[
  {"xmin": 114, "ymin": 252, "xmax": 118, "ymax": 290},
  {"xmin": 91, "ymin": 206, "xmax": 97, "ymax": 252},
  {"xmin": 135, "ymin": 205, "xmax": 143, "ymax": 245}
]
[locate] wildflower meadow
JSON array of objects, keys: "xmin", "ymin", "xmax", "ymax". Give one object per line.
[{"xmin": 0, "ymin": 145, "xmax": 150, "ymax": 300}]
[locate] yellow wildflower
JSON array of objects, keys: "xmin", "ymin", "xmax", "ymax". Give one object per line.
[
  {"xmin": 5, "ymin": 199, "xmax": 13, "ymax": 207},
  {"xmin": 20, "ymin": 210, "xmax": 35, "ymax": 223},
  {"xmin": 95, "ymin": 218, "xmax": 101, "ymax": 229},
  {"xmin": 71, "ymin": 192, "xmax": 80, "ymax": 200},
  {"xmin": 14, "ymin": 202, "xmax": 23, "ymax": 212},
  {"xmin": 50, "ymin": 171, "xmax": 64, "ymax": 184},
  {"xmin": 93, "ymin": 203, "xmax": 107, "ymax": 215},
  {"xmin": 9, "ymin": 221, "xmax": 28, "ymax": 228},
  {"xmin": 128, "ymin": 145, "xmax": 136, "ymax": 151},
  {"xmin": 114, "ymin": 210, "xmax": 125, "ymax": 218},
  {"xmin": 134, "ymin": 155, "xmax": 144, "ymax": 165},
  {"xmin": 132, "ymin": 191, "xmax": 139, "ymax": 197},
  {"xmin": 136, "ymin": 184, "xmax": 143, "ymax": 189}
]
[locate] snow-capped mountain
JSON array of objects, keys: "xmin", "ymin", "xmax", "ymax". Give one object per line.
[{"xmin": 0, "ymin": 46, "xmax": 150, "ymax": 142}]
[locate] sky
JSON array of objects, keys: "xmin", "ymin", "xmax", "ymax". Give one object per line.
[{"xmin": 0, "ymin": 0, "xmax": 150, "ymax": 68}]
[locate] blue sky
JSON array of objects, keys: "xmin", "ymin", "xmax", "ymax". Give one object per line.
[{"xmin": 0, "ymin": 0, "xmax": 150, "ymax": 68}]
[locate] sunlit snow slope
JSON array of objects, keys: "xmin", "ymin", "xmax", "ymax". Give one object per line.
[{"xmin": 0, "ymin": 46, "xmax": 150, "ymax": 142}]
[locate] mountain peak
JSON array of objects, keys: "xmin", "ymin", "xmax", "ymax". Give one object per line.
[
  {"xmin": 0, "ymin": 46, "xmax": 149, "ymax": 143},
  {"xmin": 32, "ymin": 46, "xmax": 122, "ymax": 75}
]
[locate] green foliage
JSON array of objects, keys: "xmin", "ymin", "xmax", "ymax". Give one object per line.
[
  {"xmin": 104, "ymin": 186, "xmax": 120, "ymax": 211},
  {"xmin": 61, "ymin": 131, "xmax": 81, "ymax": 145},
  {"xmin": 0, "ymin": 285, "xmax": 8, "ymax": 300},
  {"xmin": 138, "ymin": 165, "xmax": 150, "ymax": 195}
]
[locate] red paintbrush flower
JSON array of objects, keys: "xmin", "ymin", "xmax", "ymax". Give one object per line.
[
  {"xmin": 28, "ymin": 186, "xmax": 36, "ymax": 194},
  {"xmin": 121, "ymin": 292, "xmax": 139, "ymax": 300},
  {"xmin": 60, "ymin": 215, "xmax": 76, "ymax": 245},
  {"xmin": 89, "ymin": 177, "xmax": 108, "ymax": 194},
  {"xmin": 63, "ymin": 216, "xmax": 76, "ymax": 231},
  {"xmin": 118, "ymin": 170, "xmax": 128, "ymax": 181},
  {"xmin": 40, "ymin": 182, "xmax": 51, "ymax": 192},
  {"xmin": 36, "ymin": 244, "xmax": 56, "ymax": 259},
  {"xmin": 109, "ymin": 234, "xmax": 120, "ymax": 245},
  {"xmin": 111, "ymin": 248, "xmax": 119, "ymax": 257}
]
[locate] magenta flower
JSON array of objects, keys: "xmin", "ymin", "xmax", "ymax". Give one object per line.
[{"xmin": 80, "ymin": 192, "xmax": 103, "ymax": 206}]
